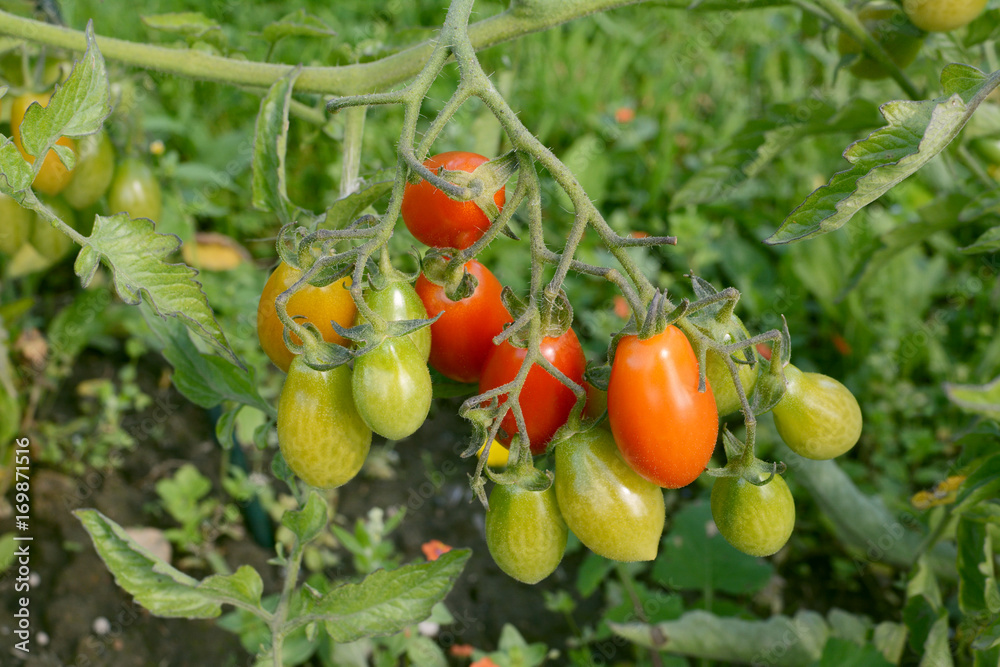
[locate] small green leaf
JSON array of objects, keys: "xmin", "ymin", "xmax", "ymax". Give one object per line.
[
  {"xmin": 814, "ymin": 637, "xmax": 893, "ymax": 667},
  {"xmin": 322, "ymin": 177, "xmax": 393, "ymax": 230},
  {"xmin": 920, "ymin": 615, "xmax": 954, "ymax": 667},
  {"xmin": 215, "ymin": 405, "xmax": 240, "ymax": 450},
  {"xmin": 252, "ymin": 67, "xmax": 300, "ymax": 224},
  {"xmin": 0, "ymin": 138, "xmax": 34, "ymax": 195},
  {"xmin": 141, "ymin": 12, "xmax": 222, "ymax": 39},
  {"xmin": 314, "ymin": 549, "xmax": 470, "ymax": 643},
  {"xmin": 953, "ymin": 455, "xmax": 1000, "ymax": 515},
  {"xmin": 957, "ymin": 517, "xmax": 990, "ymax": 614},
  {"xmin": 74, "ymin": 509, "xmax": 220, "ymax": 618},
  {"xmin": 872, "ymin": 621, "xmax": 908, "ymax": 665},
  {"xmin": 282, "ymin": 491, "xmax": 328, "ymax": 545},
  {"xmin": 261, "ymin": 10, "xmax": 337, "ymax": 43},
  {"xmin": 199, "ymin": 566, "xmax": 264, "ymax": 610},
  {"xmin": 960, "ymin": 226, "xmax": 1000, "ymax": 254},
  {"xmin": 944, "ymin": 375, "xmax": 1000, "ymax": 420}
]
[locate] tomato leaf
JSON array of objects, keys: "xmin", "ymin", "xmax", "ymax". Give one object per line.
[
  {"xmin": 74, "ymin": 509, "xmax": 221, "ymax": 618},
  {"xmin": 766, "ymin": 65, "xmax": 1000, "ymax": 245},
  {"xmin": 281, "ymin": 491, "xmax": 328, "ymax": 545},
  {"xmin": 943, "ymin": 375, "xmax": 1000, "ymax": 420},
  {"xmin": 198, "ymin": 566, "xmax": 265, "ymax": 611},
  {"xmin": 75, "ymin": 213, "xmax": 242, "ymax": 369},
  {"xmin": 252, "ymin": 66, "xmax": 301, "ymax": 225},
  {"xmin": 322, "ymin": 174, "xmax": 393, "ymax": 229},
  {"xmin": 956, "ymin": 517, "xmax": 994, "ymax": 614},
  {"xmin": 815, "ymin": 638, "xmax": 893, "ymax": 667},
  {"xmin": 953, "ymin": 454, "xmax": 1000, "ymax": 515},
  {"xmin": 260, "ymin": 9, "xmax": 337, "ymax": 43},
  {"xmin": 0, "ymin": 137, "xmax": 35, "ymax": 196},
  {"xmin": 960, "ymin": 225, "xmax": 1000, "ymax": 254},
  {"xmin": 311, "ymin": 549, "xmax": 470, "ymax": 643}
]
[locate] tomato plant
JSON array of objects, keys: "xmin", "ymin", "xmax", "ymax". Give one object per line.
[
  {"xmin": 836, "ymin": 5, "xmax": 924, "ymax": 81},
  {"xmin": 256, "ymin": 262, "xmax": 357, "ymax": 372},
  {"xmin": 276, "ymin": 357, "xmax": 372, "ymax": 489},
  {"xmin": 415, "ymin": 259, "xmax": 510, "ymax": 383},
  {"xmin": 554, "ymin": 427, "xmax": 665, "ymax": 562},
  {"xmin": 108, "ymin": 157, "xmax": 162, "ymax": 222},
  {"xmin": 485, "ymin": 482, "xmax": 567, "ymax": 584},
  {"xmin": 711, "ymin": 473, "xmax": 795, "ymax": 557},
  {"xmin": 607, "ymin": 326, "xmax": 719, "ymax": 488},
  {"xmin": 401, "ymin": 151, "xmax": 506, "ymax": 250},
  {"xmin": 771, "ymin": 364, "xmax": 863, "ymax": 460},
  {"xmin": 62, "ymin": 131, "xmax": 115, "ymax": 210},
  {"xmin": 903, "ymin": 0, "xmax": 987, "ymax": 31},
  {"xmin": 478, "ymin": 327, "xmax": 586, "ymax": 455},
  {"xmin": 10, "ymin": 91, "xmax": 76, "ymax": 196},
  {"xmin": 359, "ymin": 281, "xmax": 431, "ymax": 361},
  {"xmin": 352, "ymin": 336, "xmax": 432, "ymax": 441},
  {"xmin": 0, "ymin": 193, "xmax": 31, "ymax": 256},
  {"xmin": 705, "ymin": 319, "xmax": 758, "ymax": 417}
]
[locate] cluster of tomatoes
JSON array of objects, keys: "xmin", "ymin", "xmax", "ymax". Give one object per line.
[
  {"xmin": 258, "ymin": 151, "xmax": 864, "ymax": 584},
  {"xmin": 0, "ymin": 83, "xmax": 163, "ymax": 272},
  {"xmin": 836, "ymin": 0, "xmax": 987, "ymax": 80}
]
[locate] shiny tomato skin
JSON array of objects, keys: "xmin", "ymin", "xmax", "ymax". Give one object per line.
[
  {"xmin": 554, "ymin": 427, "xmax": 665, "ymax": 561},
  {"xmin": 415, "ymin": 259, "xmax": 511, "ymax": 383},
  {"xmin": 479, "ymin": 328, "xmax": 586, "ymax": 455},
  {"xmin": 108, "ymin": 158, "xmax": 162, "ymax": 222},
  {"xmin": 257, "ymin": 262, "xmax": 357, "ymax": 372},
  {"xmin": 63, "ymin": 131, "xmax": 116, "ymax": 210},
  {"xmin": 485, "ymin": 482, "xmax": 567, "ymax": 584},
  {"xmin": 11, "ymin": 92, "xmax": 76, "ymax": 196},
  {"xmin": 711, "ymin": 474, "xmax": 795, "ymax": 557},
  {"xmin": 401, "ymin": 151, "xmax": 506, "ymax": 250},
  {"xmin": 607, "ymin": 326, "xmax": 719, "ymax": 489},
  {"xmin": 352, "ymin": 336, "xmax": 432, "ymax": 441},
  {"xmin": 903, "ymin": 0, "xmax": 986, "ymax": 32},
  {"xmin": 277, "ymin": 357, "xmax": 372, "ymax": 489},
  {"xmin": 772, "ymin": 364, "xmax": 862, "ymax": 460}
]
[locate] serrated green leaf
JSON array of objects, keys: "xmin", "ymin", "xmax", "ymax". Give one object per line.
[
  {"xmin": 0, "ymin": 137, "xmax": 34, "ymax": 195},
  {"xmin": 282, "ymin": 491, "xmax": 328, "ymax": 545},
  {"xmin": 953, "ymin": 455, "xmax": 1000, "ymax": 515},
  {"xmin": 74, "ymin": 509, "xmax": 220, "ymax": 618},
  {"xmin": 314, "ymin": 549, "xmax": 470, "ymax": 643},
  {"xmin": 141, "ymin": 12, "xmax": 221, "ymax": 38},
  {"xmin": 612, "ymin": 609, "xmax": 828, "ymax": 666},
  {"xmin": 79, "ymin": 214, "xmax": 240, "ymax": 367},
  {"xmin": 21, "ymin": 24, "xmax": 111, "ymax": 159},
  {"xmin": 961, "ymin": 225, "xmax": 1000, "ymax": 254},
  {"xmin": 766, "ymin": 65, "xmax": 1000, "ymax": 245},
  {"xmin": 322, "ymin": 177, "xmax": 393, "ymax": 230},
  {"xmin": 261, "ymin": 9, "xmax": 337, "ymax": 43},
  {"xmin": 252, "ymin": 67, "xmax": 300, "ymax": 224},
  {"xmin": 944, "ymin": 375, "xmax": 1000, "ymax": 419},
  {"xmin": 199, "ymin": 566, "xmax": 264, "ymax": 610}
]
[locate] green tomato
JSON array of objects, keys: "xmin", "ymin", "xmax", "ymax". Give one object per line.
[
  {"xmin": 109, "ymin": 158, "xmax": 162, "ymax": 222},
  {"xmin": 277, "ymin": 357, "xmax": 372, "ymax": 489},
  {"xmin": 711, "ymin": 473, "xmax": 795, "ymax": 557},
  {"xmin": 836, "ymin": 5, "xmax": 924, "ymax": 81},
  {"xmin": 903, "ymin": 0, "xmax": 986, "ymax": 31},
  {"xmin": 351, "ymin": 336, "xmax": 432, "ymax": 440},
  {"xmin": 32, "ymin": 197, "xmax": 77, "ymax": 262},
  {"xmin": 485, "ymin": 482, "xmax": 567, "ymax": 584},
  {"xmin": 554, "ymin": 427, "xmax": 665, "ymax": 562},
  {"xmin": 772, "ymin": 364, "xmax": 862, "ymax": 460},
  {"xmin": 705, "ymin": 319, "xmax": 758, "ymax": 416},
  {"xmin": 359, "ymin": 281, "xmax": 431, "ymax": 361},
  {"xmin": 0, "ymin": 193, "xmax": 32, "ymax": 255},
  {"xmin": 62, "ymin": 131, "xmax": 116, "ymax": 210}
]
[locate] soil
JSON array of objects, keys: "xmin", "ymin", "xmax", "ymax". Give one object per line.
[{"xmin": 0, "ymin": 351, "xmax": 586, "ymax": 666}]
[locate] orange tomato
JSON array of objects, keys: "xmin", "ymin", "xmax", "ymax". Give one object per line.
[{"xmin": 10, "ymin": 92, "xmax": 76, "ymax": 196}]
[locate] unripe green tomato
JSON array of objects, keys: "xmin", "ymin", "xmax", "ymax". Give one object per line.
[
  {"xmin": 554, "ymin": 427, "xmax": 665, "ymax": 562},
  {"xmin": 351, "ymin": 336, "xmax": 432, "ymax": 440},
  {"xmin": 358, "ymin": 281, "xmax": 431, "ymax": 361},
  {"xmin": 0, "ymin": 193, "xmax": 32, "ymax": 255},
  {"xmin": 32, "ymin": 197, "xmax": 77, "ymax": 262},
  {"xmin": 705, "ymin": 320, "xmax": 758, "ymax": 416},
  {"xmin": 772, "ymin": 364, "xmax": 863, "ymax": 460},
  {"xmin": 836, "ymin": 5, "xmax": 924, "ymax": 80},
  {"xmin": 711, "ymin": 473, "xmax": 795, "ymax": 557},
  {"xmin": 903, "ymin": 0, "xmax": 986, "ymax": 31},
  {"xmin": 62, "ymin": 132, "xmax": 116, "ymax": 210},
  {"xmin": 109, "ymin": 158, "xmax": 162, "ymax": 222},
  {"xmin": 485, "ymin": 483, "xmax": 567, "ymax": 584},
  {"xmin": 277, "ymin": 357, "xmax": 372, "ymax": 489}
]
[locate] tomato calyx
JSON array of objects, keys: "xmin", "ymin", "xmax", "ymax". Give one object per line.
[
  {"xmin": 705, "ymin": 428, "xmax": 786, "ymax": 486},
  {"xmin": 421, "ymin": 250, "xmax": 481, "ymax": 301}
]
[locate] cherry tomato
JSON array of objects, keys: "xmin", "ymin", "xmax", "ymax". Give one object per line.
[
  {"xmin": 62, "ymin": 131, "xmax": 116, "ymax": 210},
  {"xmin": 352, "ymin": 336, "xmax": 432, "ymax": 440},
  {"xmin": 0, "ymin": 193, "xmax": 32, "ymax": 255},
  {"xmin": 108, "ymin": 158, "xmax": 162, "ymax": 222},
  {"xmin": 32, "ymin": 196, "xmax": 77, "ymax": 263},
  {"xmin": 607, "ymin": 326, "xmax": 719, "ymax": 489},
  {"xmin": 555, "ymin": 427, "xmax": 665, "ymax": 561},
  {"xmin": 277, "ymin": 357, "xmax": 372, "ymax": 489},
  {"xmin": 358, "ymin": 281, "xmax": 431, "ymax": 361},
  {"xmin": 903, "ymin": 0, "xmax": 986, "ymax": 32},
  {"xmin": 401, "ymin": 151, "xmax": 506, "ymax": 250},
  {"xmin": 711, "ymin": 474, "xmax": 795, "ymax": 557},
  {"xmin": 772, "ymin": 364, "xmax": 862, "ymax": 460},
  {"xmin": 10, "ymin": 92, "xmax": 76, "ymax": 196},
  {"xmin": 256, "ymin": 262, "xmax": 357, "ymax": 372},
  {"xmin": 485, "ymin": 482, "xmax": 567, "ymax": 584},
  {"xmin": 479, "ymin": 328, "xmax": 586, "ymax": 455},
  {"xmin": 706, "ymin": 323, "xmax": 758, "ymax": 417},
  {"xmin": 836, "ymin": 6, "xmax": 924, "ymax": 80},
  {"xmin": 415, "ymin": 259, "xmax": 511, "ymax": 383}
]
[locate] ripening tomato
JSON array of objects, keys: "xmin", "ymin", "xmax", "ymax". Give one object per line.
[
  {"xmin": 479, "ymin": 328, "xmax": 586, "ymax": 455},
  {"xmin": 711, "ymin": 473, "xmax": 795, "ymax": 557},
  {"xmin": 352, "ymin": 336, "xmax": 432, "ymax": 440},
  {"xmin": 903, "ymin": 0, "xmax": 986, "ymax": 32},
  {"xmin": 256, "ymin": 262, "xmax": 357, "ymax": 372},
  {"xmin": 401, "ymin": 151, "xmax": 506, "ymax": 250},
  {"xmin": 32, "ymin": 196, "xmax": 77, "ymax": 263},
  {"xmin": 608, "ymin": 326, "xmax": 719, "ymax": 488},
  {"xmin": 358, "ymin": 281, "xmax": 431, "ymax": 361},
  {"xmin": 555, "ymin": 427, "xmax": 665, "ymax": 561},
  {"xmin": 772, "ymin": 364, "xmax": 862, "ymax": 460},
  {"xmin": 485, "ymin": 482, "xmax": 567, "ymax": 584},
  {"xmin": 415, "ymin": 259, "xmax": 511, "ymax": 383},
  {"xmin": 277, "ymin": 357, "xmax": 372, "ymax": 489},
  {"xmin": 0, "ymin": 193, "xmax": 32, "ymax": 255},
  {"xmin": 10, "ymin": 92, "xmax": 76, "ymax": 196},
  {"xmin": 62, "ymin": 131, "xmax": 116, "ymax": 210},
  {"xmin": 108, "ymin": 158, "xmax": 162, "ymax": 222},
  {"xmin": 706, "ymin": 322, "xmax": 758, "ymax": 417}
]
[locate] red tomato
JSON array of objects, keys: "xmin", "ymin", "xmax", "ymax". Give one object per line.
[
  {"xmin": 401, "ymin": 151, "xmax": 506, "ymax": 250},
  {"xmin": 415, "ymin": 259, "xmax": 511, "ymax": 383},
  {"xmin": 479, "ymin": 328, "xmax": 586, "ymax": 455},
  {"xmin": 607, "ymin": 326, "xmax": 719, "ymax": 488}
]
